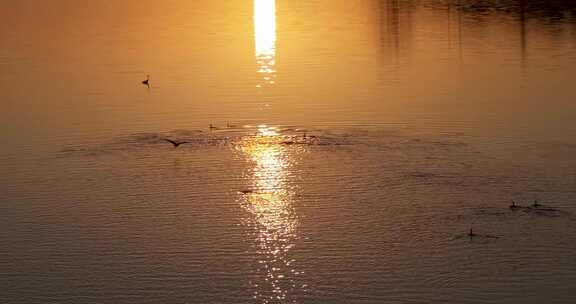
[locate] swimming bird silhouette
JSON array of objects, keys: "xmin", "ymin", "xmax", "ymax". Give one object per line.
[
  {"xmin": 163, "ymin": 138, "xmax": 188, "ymax": 148},
  {"xmin": 209, "ymin": 124, "xmax": 218, "ymax": 130},
  {"xmin": 532, "ymin": 200, "xmax": 542, "ymax": 208},
  {"xmin": 467, "ymin": 227, "xmax": 500, "ymax": 239},
  {"xmin": 142, "ymin": 75, "xmax": 150, "ymax": 86},
  {"xmin": 510, "ymin": 201, "xmax": 520, "ymax": 210}
]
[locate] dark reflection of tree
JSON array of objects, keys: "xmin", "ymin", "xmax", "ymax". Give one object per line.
[
  {"xmin": 375, "ymin": 0, "xmax": 575, "ymax": 78},
  {"xmin": 457, "ymin": 0, "xmax": 464, "ymax": 66},
  {"xmin": 455, "ymin": 0, "xmax": 576, "ymax": 21},
  {"xmin": 387, "ymin": 0, "xmax": 401, "ymax": 64},
  {"xmin": 377, "ymin": 0, "xmax": 414, "ymax": 75},
  {"xmin": 451, "ymin": 0, "xmax": 576, "ymax": 68},
  {"xmin": 520, "ymin": 0, "xmax": 527, "ymax": 71}
]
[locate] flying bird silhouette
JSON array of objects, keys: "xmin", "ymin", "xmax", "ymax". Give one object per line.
[
  {"xmin": 163, "ymin": 139, "xmax": 188, "ymax": 148},
  {"xmin": 142, "ymin": 75, "xmax": 150, "ymax": 86}
]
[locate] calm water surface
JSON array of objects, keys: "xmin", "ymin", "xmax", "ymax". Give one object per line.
[{"xmin": 2, "ymin": 1, "xmax": 576, "ymax": 303}]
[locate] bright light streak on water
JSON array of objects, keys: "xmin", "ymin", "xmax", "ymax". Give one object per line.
[
  {"xmin": 254, "ymin": 0, "xmax": 277, "ymax": 87},
  {"xmin": 237, "ymin": 126, "xmax": 304, "ymax": 303}
]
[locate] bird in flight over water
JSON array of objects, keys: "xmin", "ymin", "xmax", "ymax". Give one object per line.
[
  {"xmin": 163, "ymin": 139, "xmax": 188, "ymax": 148},
  {"xmin": 142, "ymin": 75, "xmax": 150, "ymax": 86}
]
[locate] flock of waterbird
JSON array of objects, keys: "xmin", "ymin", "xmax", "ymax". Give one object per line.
[
  {"xmin": 161, "ymin": 125, "xmax": 313, "ymax": 148},
  {"xmin": 141, "ymin": 75, "xmax": 233, "ymax": 148},
  {"xmin": 142, "ymin": 75, "xmax": 564, "ymax": 242},
  {"xmin": 509, "ymin": 200, "xmax": 559, "ymax": 212},
  {"xmin": 142, "ymin": 75, "xmax": 317, "ymax": 148},
  {"xmin": 468, "ymin": 200, "xmax": 561, "ymax": 240},
  {"xmin": 160, "ymin": 124, "xmax": 246, "ymax": 148}
]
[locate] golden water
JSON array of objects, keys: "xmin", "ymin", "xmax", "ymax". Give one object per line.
[{"xmin": 1, "ymin": 1, "xmax": 576, "ymax": 303}]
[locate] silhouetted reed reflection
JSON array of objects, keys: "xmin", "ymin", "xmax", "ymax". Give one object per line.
[{"xmin": 377, "ymin": 0, "xmax": 576, "ymax": 73}]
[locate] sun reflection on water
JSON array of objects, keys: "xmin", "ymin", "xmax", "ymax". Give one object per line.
[
  {"xmin": 237, "ymin": 125, "xmax": 305, "ymax": 303},
  {"xmin": 254, "ymin": 0, "xmax": 277, "ymax": 87}
]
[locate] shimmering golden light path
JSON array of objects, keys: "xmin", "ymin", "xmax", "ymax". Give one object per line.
[
  {"xmin": 254, "ymin": 0, "xmax": 277, "ymax": 87},
  {"xmin": 237, "ymin": 125, "xmax": 305, "ymax": 303}
]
